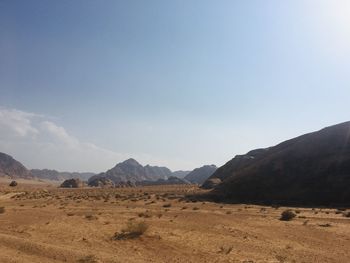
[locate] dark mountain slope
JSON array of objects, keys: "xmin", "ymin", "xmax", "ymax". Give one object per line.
[
  {"xmin": 172, "ymin": 170, "xmax": 191, "ymax": 178},
  {"xmin": 184, "ymin": 165, "xmax": 217, "ymax": 185},
  {"xmin": 208, "ymin": 122, "xmax": 350, "ymax": 205}
]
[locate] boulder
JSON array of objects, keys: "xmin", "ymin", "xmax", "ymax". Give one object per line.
[{"xmin": 60, "ymin": 178, "xmax": 84, "ymax": 188}]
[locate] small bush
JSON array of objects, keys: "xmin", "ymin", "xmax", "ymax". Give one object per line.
[
  {"xmin": 319, "ymin": 223, "xmax": 331, "ymax": 227},
  {"xmin": 0, "ymin": 207, "xmax": 5, "ymax": 214},
  {"xmin": 163, "ymin": 203, "xmax": 171, "ymax": 208},
  {"xmin": 78, "ymin": 255, "xmax": 99, "ymax": 263},
  {"xmin": 85, "ymin": 214, "xmax": 98, "ymax": 220},
  {"xmin": 219, "ymin": 245, "xmax": 233, "ymax": 255},
  {"xmin": 343, "ymin": 212, "xmax": 350, "ymax": 218},
  {"xmin": 113, "ymin": 221, "xmax": 148, "ymax": 240},
  {"xmin": 138, "ymin": 211, "xmax": 152, "ymax": 218},
  {"xmin": 280, "ymin": 210, "xmax": 296, "ymax": 221}
]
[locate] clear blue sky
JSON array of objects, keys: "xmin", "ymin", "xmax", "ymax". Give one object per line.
[{"xmin": 1, "ymin": 0, "xmax": 350, "ymax": 172}]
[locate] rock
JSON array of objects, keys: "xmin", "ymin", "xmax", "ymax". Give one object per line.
[
  {"xmin": 88, "ymin": 177, "xmax": 115, "ymax": 188},
  {"xmin": 60, "ymin": 178, "xmax": 84, "ymax": 188},
  {"xmin": 9, "ymin": 180, "xmax": 18, "ymax": 187}
]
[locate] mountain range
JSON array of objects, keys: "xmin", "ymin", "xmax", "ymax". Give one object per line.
[{"xmin": 30, "ymin": 169, "xmax": 95, "ymax": 181}]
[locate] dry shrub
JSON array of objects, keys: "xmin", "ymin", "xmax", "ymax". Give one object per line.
[
  {"xmin": 138, "ymin": 211, "xmax": 152, "ymax": 218},
  {"xmin": 0, "ymin": 207, "xmax": 5, "ymax": 214},
  {"xmin": 319, "ymin": 223, "xmax": 332, "ymax": 227},
  {"xmin": 78, "ymin": 255, "xmax": 99, "ymax": 263},
  {"xmin": 85, "ymin": 214, "xmax": 98, "ymax": 220},
  {"xmin": 218, "ymin": 245, "xmax": 233, "ymax": 254},
  {"xmin": 280, "ymin": 210, "xmax": 296, "ymax": 221},
  {"xmin": 113, "ymin": 221, "xmax": 148, "ymax": 240},
  {"xmin": 343, "ymin": 212, "xmax": 350, "ymax": 218}
]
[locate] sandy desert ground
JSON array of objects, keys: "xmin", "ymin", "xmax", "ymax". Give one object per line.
[{"xmin": 0, "ymin": 181, "xmax": 349, "ymax": 263}]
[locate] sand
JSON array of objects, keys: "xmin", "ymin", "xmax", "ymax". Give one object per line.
[{"xmin": 0, "ymin": 181, "xmax": 349, "ymax": 263}]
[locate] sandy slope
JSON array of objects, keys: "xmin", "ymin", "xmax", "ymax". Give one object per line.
[{"xmin": 0, "ymin": 184, "xmax": 349, "ymax": 263}]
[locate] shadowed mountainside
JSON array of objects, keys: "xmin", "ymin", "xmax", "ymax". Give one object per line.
[
  {"xmin": 204, "ymin": 122, "xmax": 350, "ymax": 206},
  {"xmin": 172, "ymin": 170, "xmax": 191, "ymax": 178},
  {"xmin": 184, "ymin": 165, "xmax": 217, "ymax": 185}
]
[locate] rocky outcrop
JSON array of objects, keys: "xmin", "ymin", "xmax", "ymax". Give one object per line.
[
  {"xmin": 60, "ymin": 178, "xmax": 84, "ymax": 188},
  {"xmin": 88, "ymin": 177, "xmax": 115, "ymax": 188}
]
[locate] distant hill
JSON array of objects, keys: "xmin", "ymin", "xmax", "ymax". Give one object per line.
[
  {"xmin": 30, "ymin": 169, "xmax": 95, "ymax": 181},
  {"xmin": 0, "ymin": 152, "xmax": 32, "ymax": 178},
  {"xmin": 88, "ymin": 158, "xmax": 173, "ymax": 185},
  {"xmin": 205, "ymin": 122, "xmax": 350, "ymax": 206},
  {"xmin": 172, "ymin": 170, "xmax": 191, "ymax": 178},
  {"xmin": 184, "ymin": 165, "xmax": 217, "ymax": 185}
]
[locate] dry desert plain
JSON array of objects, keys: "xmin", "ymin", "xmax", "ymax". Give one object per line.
[{"xmin": 0, "ymin": 180, "xmax": 350, "ymax": 263}]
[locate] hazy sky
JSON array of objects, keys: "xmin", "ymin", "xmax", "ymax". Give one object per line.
[{"xmin": 1, "ymin": 0, "xmax": 350, "ymax": 172}]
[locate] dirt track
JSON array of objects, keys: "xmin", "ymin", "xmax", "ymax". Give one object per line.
[{"xmin": 0, "ymin": 183, "xmax": 349, "ymax": 263}]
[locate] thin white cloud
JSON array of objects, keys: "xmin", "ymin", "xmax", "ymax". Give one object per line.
[
  {"xmin": 0, "ymin": 108, "xmax": 39, "ymax": 138},
  {"xmin": 0, "ymin": 107, "xmax": 207, "ymax": 172},
  {"xmin": 0, "ymin": 107, "xmax": 127, "ymax": 172},
  {"xmin": 41, "ymin": 121, "xmax": 79, "ymax": 148}
]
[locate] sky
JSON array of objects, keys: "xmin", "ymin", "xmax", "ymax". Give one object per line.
[{"xmin": 1, "ymin": 0, "xmax": 350, "ymax": 173}]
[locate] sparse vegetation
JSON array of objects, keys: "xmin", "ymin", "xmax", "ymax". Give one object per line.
[
  {"xmin": 85, "ymin": 214, "xmax": 98, "ymax": 220},
  {"xmin": 77, "ymin": 255, "xmax": 99, "ymax": 263},
  {"xmin": 319, "ymin": 223, "xmax": 332, "ymax": 227},
  {"xmin": 280, "ymin": 210, "xmax": 296, "ymax": 221},
  {"xmin": 218, "ymin": 245, "xmax": 233, "ymax": 255},
  {"xmin": 113, "ymin": 221, "xmax": 148, "ymax": 240},
  {"xmin": 0, "ymin": 207, "xmax": 5, "ymax": 214},
  {"xmin": 138, "ymin": 211, "xmax": 152, "ymax": 218},
  {"xmin": 343, "ymin": 212, "xmax": 350, "ymax": 218},
  {"xmin": 0, "ymin": 183, "xmax": 348, "ymax": 262}
]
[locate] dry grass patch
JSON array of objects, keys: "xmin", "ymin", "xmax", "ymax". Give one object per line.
[
  {"xmin": 113, "ymin": 221, "xmax": 148, "ymax": 240},
  {"xmin": 77, "ymin": 255, "xmax": 100, "ymax": 263}
]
